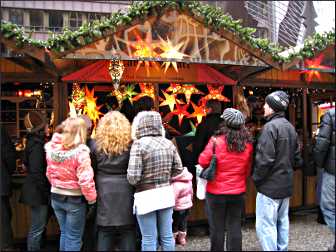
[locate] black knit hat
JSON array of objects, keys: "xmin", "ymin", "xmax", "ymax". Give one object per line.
[
  {"xmin": 265, "ymin": 91, "xmax": 289, "ymax": 112},
  {"xmin": 221, "ymin": 108, "xmax": 245, "ymax": 129}
]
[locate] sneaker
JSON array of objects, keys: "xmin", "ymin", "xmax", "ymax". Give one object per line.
[{"xmin": 177, "ymin": 231, "xmax": 187, "ymax": 246}]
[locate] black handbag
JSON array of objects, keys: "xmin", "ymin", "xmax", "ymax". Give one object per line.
[{"xmin": 199, "ymin": 138, "xmax": 217, "ymax": 181}]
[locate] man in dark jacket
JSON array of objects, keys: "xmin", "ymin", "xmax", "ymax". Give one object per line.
[
  {"xmin": 313, "ymin": 108, "xmax": 335, "ymax": 251},
  {"xmin": 193, "ymin": 99, "xmax": 223, "ymax": 164},
  {"xmin": 252, "ymin": 91, "xmax": 302, "ymax": 251},
  {"xmin": 1, "ymin": 126, "xmax": 16, "ymax": 250}
]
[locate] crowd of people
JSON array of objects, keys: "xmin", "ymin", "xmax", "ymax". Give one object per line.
[{"xmin": 1, "ymin": 90, "xmax": 335, "ymax": 251}]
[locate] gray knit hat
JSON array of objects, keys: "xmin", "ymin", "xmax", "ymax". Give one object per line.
[
  {"xmin": 265, "ymin": 91, "xmax": 289, "ymax": 112},
  {"xmin": 221, "ymin": 108, "xmax": 245, "ymax": 129}
]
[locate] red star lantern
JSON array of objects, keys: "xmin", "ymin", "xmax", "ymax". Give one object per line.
[
  {"xmin": 201, "ymin": 85, "xmax": 230, "ymax": 105},
  {"xmin": 300, "ymin": 54, "xmax": 332, "ymax": 83},
  {"xmin": 166, "ymin": 83, "xmax": 183, "ymax": 94},
  {"xmin": 169, "ymin": 103, "xmax": 190, "ymax": 126},
  {"xmin": 188, "ymin": 102, "xmax": 208, "ymax": 124},
  {"xmin": 176, "ymin": 84, "xmax": 203, "ymax": 104},
  {"xmin": 133, "ymin": 83, "xmax": 155, "ymax": 101}
]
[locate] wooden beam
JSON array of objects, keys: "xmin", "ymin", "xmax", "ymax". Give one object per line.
[
  {"xmin": 1, "ymin": 72, "xmax": 56, "ymax": 83},
  {"xmin": 8, "ymin": 57, "xmax": 58, "ymax": 77},
  {"xmin": 53, "ymin": 82, "xmax": 68, "ymax": 125}
]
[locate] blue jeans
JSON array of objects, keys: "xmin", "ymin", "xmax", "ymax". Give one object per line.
[
  {"xmin": 321, "ymin": 171, "xmax": 335, "ymax": 233},
  {"xmin": 256, "ymin": 193, "xmax": 290, "ymax": 251},
  {"xmin": 136, "ymin": 207, "xmax": 175, "ymax": 251},
  {"xmin": 97, "ymin": 225, "xmax": 136, "ymax": 251},
  {"xmin": 51, "ymin": 197, "xmax": 87, "ymax": 251},
  {"xmin": 27, "ymin": 205, "xmax": 49, "ymax": 251}
]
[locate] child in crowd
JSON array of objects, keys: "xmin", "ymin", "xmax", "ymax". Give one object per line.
[{"xmin": 172, "ymin": 167, "xmax": 193, "ymax": 246}]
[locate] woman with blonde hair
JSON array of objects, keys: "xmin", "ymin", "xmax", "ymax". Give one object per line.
[
  {"xmin": 90, "ymin": 111, "xmax": 136, "ymax": 251},
  {"xmin": 45, "ymin": 117, "xmax": 97, "ymax": 251}
]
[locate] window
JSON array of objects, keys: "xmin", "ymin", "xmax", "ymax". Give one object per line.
[
  {"xmin": 87, "ymin": 13, "xmax": 109, "ymax": 23},
  {"xmin": 29, "ymin": 10, "xmax": 44, "ymax": 31},
  {"xmin": 49, "ymin": 11, "xmax": 63, "ymax": 32},
  {"xmin": 9, "ymin": 9, "xmax": 23, "ymax": 26},
  {"xmin": 69, "ymin": 12, "xmax": 83, "ymax": 29}
]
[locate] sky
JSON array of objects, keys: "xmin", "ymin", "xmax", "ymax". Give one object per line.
[{"xmin": 314, "ymin": 1, "xmax": 335, "ymax": 33}]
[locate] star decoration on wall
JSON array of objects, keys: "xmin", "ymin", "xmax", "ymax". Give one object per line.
[
  {"xmin": 166, "ymin": 83, "xmax": 183, "ymax": 94},
  {"xmin": 188, "ymin": 101, "xmax": 208, "ymax": 124},
  {"xmin": 159, "ymin": 91, "xmax": 184, "ymax": 112},
  {"xmin": 201, "ymin": 85, "xmax": 230, "ymax": 104},
  {"xmin": 177, "ymin": 84, "xmax": 204, "ymax": 104},
  {"xmin": 159, "ymin": 36, "xmax": 188, "ymax": 73},
  {"xmin": 133, "ymin": 83, "xmax": 155, "ymax": 101},
  {"xmin": 169, "ymin": 103, "xmax": 190, "ymax": 126},
  {"xmin": 300, "ymin": 54, "xmax": 332, "ymax": 83}
]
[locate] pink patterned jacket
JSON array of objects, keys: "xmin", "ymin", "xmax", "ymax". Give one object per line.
[
  {"xmin": 172, "ymin": 167, "xmax": 193, "ymax": 211},
  {"xmin": 45, "ymin": 133, "xmax": 97, "ymax": 203}
]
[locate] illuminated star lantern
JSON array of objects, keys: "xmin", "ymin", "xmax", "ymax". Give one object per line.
[
  {"xmin": 124, "ymin": 84, "xmax": 138, "ymax": 104},
  {"xmin": 133, "ymin": 83, "xmax": 155, "ymax": 102},
  {"xmin": 188, "ymin": 102, "xmax": 208, "ymax": 124},
  {"xmin": 166, "ymin": 83, "xmax": 183, "ymax": 94},
  {"xmin": 300, "ymin": 54, "xmax": 332, "ymax": 83},
  {"xmin": 201, "ymin": 85, "xmax": 230, "ymax": 104},
  {"xmin": 159, "ymin": 91, "xmax": 184, "ymax": 112},
  {"xmin": 71, "ymin": 83, "xmax": 86, "ymax": 110},
  {"xmin": 177, "ymin": 84, "xmax": 204, "ymax": 104},
  {"xmin": 169, "ymin": 103, "xmax": 190, "ymax": 126},
  {"xmin": 83, "ymin": 87, "xmax": 103, "ymax": 126},
  {"xmin": 159, "ymin": 36, "xmax": 188, "ymax": 73},
  {"xmin": 131, "ymin": 34, "xmax": 159, "ymax": 76}
]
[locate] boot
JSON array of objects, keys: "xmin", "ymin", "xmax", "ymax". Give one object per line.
[
  {"xmin": 177, "ymin": 231, "xmax": 187, "ymax": 246},
  {"xmin": 317, "ymin": 206, "xmax": 326, "ymax": 225}
]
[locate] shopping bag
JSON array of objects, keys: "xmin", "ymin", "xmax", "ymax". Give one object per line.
[{"xmin": 195, "ymin": 164, "xmax": 207, "ymax": 200}]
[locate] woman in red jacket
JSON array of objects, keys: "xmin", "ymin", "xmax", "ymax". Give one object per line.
[{"xmin": 198, "ymin": 108, "xmax": 253, "ymax": 251}]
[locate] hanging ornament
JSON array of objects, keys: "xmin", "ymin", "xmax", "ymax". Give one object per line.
[
  {"xmin": 201, "ymin": 85, "xmax": 230, "ymax": 105},
  {"xmin": 159, "ymin": 91, "xmax": 184, "ymax": 112},
  {"xmin": 169, "ymin": 103, "xmax": 190, "ymax": 126},
  {"xmin": 176, "ymin": 84, "xmax": 204, "ymax": 104},
  {"xmin": 71, "ymin": 83, "xmax": 86, "ymax": 110},
  {"xmin": 83, "ymin": 86, "xmax": 103, "ymax": 127},
  {"xmin": 188, "ymin": 101, "xmax": 208, "ymax": 124},
  {"xmin": 166, "ymin": 83, "xmax": 183, "ymax": 94},
  {"xmin": 133, "ymin": 83, "xmax": 155, "ymax": 101},
  {"xmin": 108, "ymin": 59, "xmax": 125, "ymax": 90},
  {"xmin": 300, "ymin": 54, "xmax": 332, "ymax": 83},
  {"xmin": 158, "ymin": 36, "xmax": 188, "ymax": 73}
]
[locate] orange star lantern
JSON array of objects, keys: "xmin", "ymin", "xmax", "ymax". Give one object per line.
[
  {"xmin": 166, "ymin": 83, "xmax": 183, "ymax": 94},
  {"xmin": 133, "ymin": 83, "xmax": 155, "ymax": 102},
  {"xmin": 159, "ymin": 91, "xmax": 179, "ymax": 112},
  {"xmin": 201, "ymin": 85, "xmax": 230, "ymax": 105},
  {"xmin": 169, "ymin": 103, "xmax": 190, "ymax": 126},
  {"xmin": 83, "ymin": 87, "xmax": 103, "ymax": 126},
  {"xmin": 188, "ymin": 102, "xmax": 208, "ymax": 124},
  {"xmin": 300, "ymin": 54, "xmax": 332, "ymax": 83},
  {"xmin": 176, "ymin": 84, "xmax": 203, "ymax": 104}
]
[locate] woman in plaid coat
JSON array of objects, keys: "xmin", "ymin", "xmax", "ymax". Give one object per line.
[{"xmin": 127, "ymin": 111, "xmax": 183, "ymax": 251}]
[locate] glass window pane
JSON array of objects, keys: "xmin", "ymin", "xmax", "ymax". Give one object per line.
[
  {"xmin": 29, "ymin": 10, "xmax": 43, "ymax": 31},
  {"xmin": 49, "ymin": 11, "xmax": 63, "ymax": 32},
  {"xmin": 9, "ymin": 9, "xmax": 23, "ymax": 26}
]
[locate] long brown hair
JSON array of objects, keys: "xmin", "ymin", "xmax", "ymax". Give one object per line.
[{"xmin": 215, "ymin": 123, "xmax": 253, "ymax": 152}]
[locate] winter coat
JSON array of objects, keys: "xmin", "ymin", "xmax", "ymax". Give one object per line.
[
  {"xmin": 252, "ymin": 112, "xmax": 303, "ymax": 199},
  {"xmin": 172, "ymin": 167, "xmax": 193, "ymax": 211},
  {"xmin": 198, "ymin": 135, "xmax": 253, "ymax": 195},
  {"xmin": 127, "ymin": 111, "xmax": 183, "ymax": 190},
  {"xmin": 1, "ymin": 127, "xmax": 16, "ymax": 196},
  {"xmin": 45, "ymin": 133, "xmax": 97, "ymax": 203},
  {"xmin": 20, "ymin": 133, "xmax": 50, "ymax": 206},
  {"xmin": 91, "ymin": 142, "xmax": 135, "ymax": 227},
  {"xmin": 193, "ymin": 113, "xmax": 223, "ymax": 163},
  {"xmin": 313, "ymin": 109, "xmax": 335, "ymax": 175}
]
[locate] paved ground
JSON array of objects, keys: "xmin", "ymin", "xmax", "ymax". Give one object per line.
[
  {"xmin": 176, "ymin": 211, "xmax": 335, "ymax": 251},
  {"xmin": 13, "ymin": 210, "xmax": 334, "ymax": 251}
]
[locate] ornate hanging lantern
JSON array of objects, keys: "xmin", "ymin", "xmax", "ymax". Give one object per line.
[{"xmin": 108, "ymin": 59, "xmax": 125, "ymax": 90}]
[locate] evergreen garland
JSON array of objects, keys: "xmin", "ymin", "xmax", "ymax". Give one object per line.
[{"xmin": 0, "ymin": 0, "xmax": 334, "ymax": 63}]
